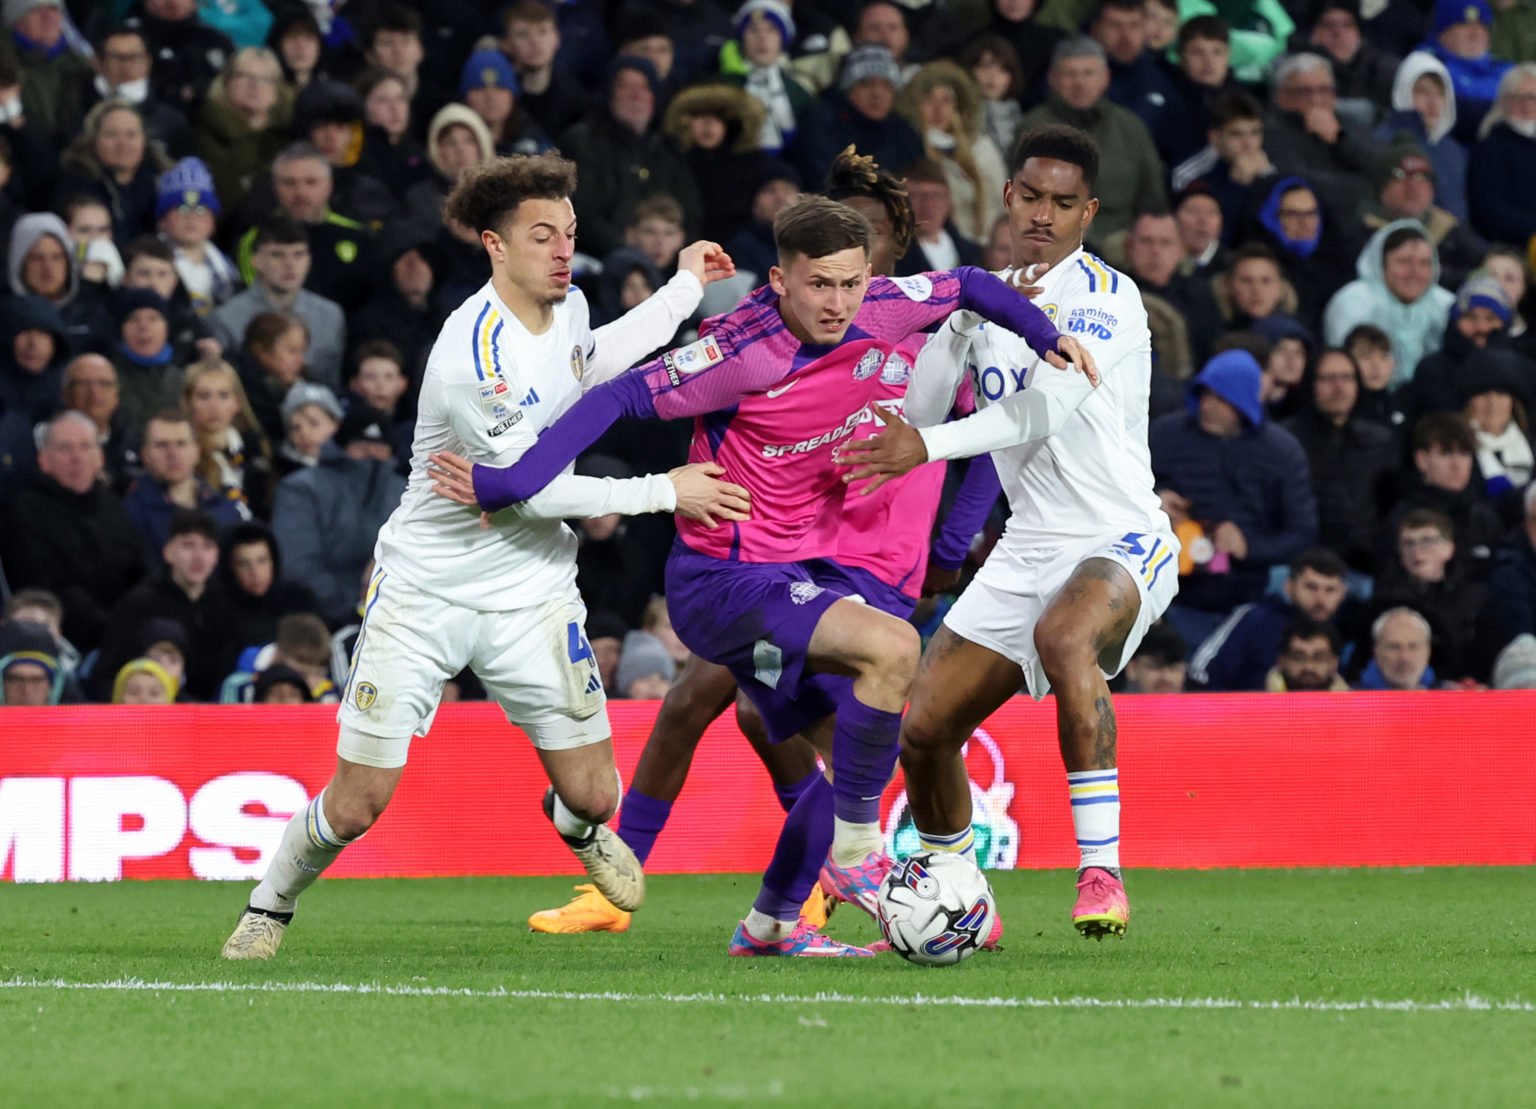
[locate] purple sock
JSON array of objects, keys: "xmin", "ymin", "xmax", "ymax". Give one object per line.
[
  {"xmin": 752, "ymin": 775, "xmax": 834, "ymax": 921},
  {"xmin": 616, "ymin": 788, "xmax": 672, "ymax": 867},
  {"xmin": 773, "ymin": 768, "xmax": 820, "ymax": 814},
  {"xmin": 830, "ymin": 694, "xmax": 902, "ymax": 824}
]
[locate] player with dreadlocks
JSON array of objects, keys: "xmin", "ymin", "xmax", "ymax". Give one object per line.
[{"xmin": 520, "ymin": 147, "xmax": 1004, "ymax": 944}]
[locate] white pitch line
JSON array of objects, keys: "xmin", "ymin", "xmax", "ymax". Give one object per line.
[{"xmin": 0, "ymin": 977, "xmax": 1531, "ymax": 1013}]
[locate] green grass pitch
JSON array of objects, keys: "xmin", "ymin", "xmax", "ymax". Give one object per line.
[{"xmin": 4, "ymin": 869, "xmax": 1533, "ymax": 1106}]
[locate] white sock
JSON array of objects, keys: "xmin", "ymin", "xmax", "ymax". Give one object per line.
[
  {"xmin": 249, "ymin": 790, "xmax": 353, "ymax": 914},
  {"xmin": 1067, "ymin": 769, "xmax": 1120, "ymax": 872},
  {"xmin": 745, "ymin": 908, "xmax": 795, "ymax": 941},
  {"xmin": 917, "ymin": 825, "xmax": 978, "ymax": 864},
  {"xmin": 830, "ymin": 816, "xmax": 884, "ymax": 868},
  {"xmin": 551, "ymin": 792, "xmax": 596, "ymax": 842}
]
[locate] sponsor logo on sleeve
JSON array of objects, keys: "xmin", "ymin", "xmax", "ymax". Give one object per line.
[
  {"xmin": 892, "ymin": 274, "xmax": 933, "ymax": 302},
  {"xmin": 1064, "ymin": 306, "xmax": 1118, "ymax": 341},
  {"xmin": 661, "ymin": 334, "xmax": 725, "ymax": 386}
]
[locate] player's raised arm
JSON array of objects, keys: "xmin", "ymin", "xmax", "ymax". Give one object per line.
[
  {"xmin": 950, "ymin": 267, "xmax": 1098, "ymax": 386},
  {"xmin": 583, "ymin": 241, "xmax": 736, "ymax": 388}
]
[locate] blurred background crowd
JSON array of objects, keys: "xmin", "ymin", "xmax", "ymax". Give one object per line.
[{"xmin": 3, "ymin": 0, "xmax": 1536, "ymax": 709}]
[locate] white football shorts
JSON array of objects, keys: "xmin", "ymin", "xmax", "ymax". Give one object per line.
[
  {"xmin": 943, "ymin": 527, "xmax": 1181, "ymax": 700},
  {"xmin": 335, "ymin": 565, "xmax": 608, "ymax": 767}
]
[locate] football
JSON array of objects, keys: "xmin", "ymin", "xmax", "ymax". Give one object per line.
[{"xmin": 876, "ymin": 851, "xmax": 998, "ymax": 966}]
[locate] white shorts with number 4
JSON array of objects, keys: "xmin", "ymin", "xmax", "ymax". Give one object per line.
[
  {"xmin": 335, "ymin": 566, "xmax": 608, "ymax": 768},
  {"xmin": 943, "ymin": 528, "xmax": 1181, "ymax": 701}
]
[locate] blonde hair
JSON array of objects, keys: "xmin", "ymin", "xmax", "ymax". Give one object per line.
[
  {"xmin": 900, "ymin": 61, "xmax": 988, "ymax": 240},
  {"xmin": 181, "ymin": 359, "xmax": 272, "ymax": 496}
]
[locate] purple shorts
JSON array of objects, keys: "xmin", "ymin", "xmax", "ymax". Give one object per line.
[{"xmin": 665, "ymin": 545, "xmax": 914, "ymax": 744}]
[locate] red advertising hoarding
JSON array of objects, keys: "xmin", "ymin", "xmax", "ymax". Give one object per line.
[{"xmin": 2, "ymin": 694, "xmax": 1534, "ymax": 882}]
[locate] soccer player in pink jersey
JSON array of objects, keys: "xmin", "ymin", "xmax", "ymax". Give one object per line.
[
  {"xmin": 429, "ymin": 191, "xmax": 1094, "ymax": 956},
  {"xmin": 522, "ymin": 149, "xmax": 1004, "ymax": 939}
]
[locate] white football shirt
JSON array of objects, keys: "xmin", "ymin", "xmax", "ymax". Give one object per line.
[
  {"xmin": 374, "ymin": 273, "xmax": 700, "ymax": 611},
  {"xmin": 908, "ymin": 248, "xmax": 1168, "ymax": 551}
]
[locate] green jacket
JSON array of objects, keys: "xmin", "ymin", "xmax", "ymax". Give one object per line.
[
  {"xmin": 195, "ymin": 96, "xmax": 292, "ymax": 215},
  {"xmin": 1018, "ymin": 95, "xmax": 1169, "ymax": 240},
  {"xmin": 1494, "ymin": 4, "xmax": 1536, "ymax": 63},
  {"xmin": 1178, "ymin": 0, "xmax": 1295, "ymax": 85},
  {"xmin": 17, "ymin": 48, "xmax": 92, "ymax": 140}
]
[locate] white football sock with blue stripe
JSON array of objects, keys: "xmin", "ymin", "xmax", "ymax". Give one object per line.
[
  {"xmin": 917, "ymin": 825, "xmax": 978, "ymax": 864},
  {"xmin": 1067, "ymin": 769, "xmax": 1120, "ymax": 872},
  {"xmin": 249, "ymin": 789, "xmax": 354, "ymax": 914}
]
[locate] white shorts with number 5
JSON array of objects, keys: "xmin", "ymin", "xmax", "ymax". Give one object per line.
[
  {"xmin": 335, "ymin": 566, "xmax": 608, "ymax": 767},
  {"xmin": 943, "ymin": 528, "xmax": 1181, "ymax": 701}
]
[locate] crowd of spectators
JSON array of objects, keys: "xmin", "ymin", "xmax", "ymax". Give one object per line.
[{"xmin": 3, "ymin": 0, "xmax": 1536, "ymax": 709}]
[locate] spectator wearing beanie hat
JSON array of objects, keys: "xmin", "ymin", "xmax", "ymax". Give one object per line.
[
  {"xmin": 793, "ymin": 45, "xmax": 923, "ymax": 187},
  {"xmin": 1, "ymin": 643, "xmax": 63, "ymax": 706},
  {"xmin": 1396, "ymin": 272, "xmax": 1519, "ymax": 429},
  {"xmin": 1360, "ymin": 140, "xmax": 1487, "ymax": 290},
  {"xmin": 158, "ymin": 157, "xmax": 241, "ymax": 313},
  {"xmin": 556, "ymin": 55, "xmax": 703, "ymax": 258},
  {"xmin": 277, "ymin": 380, "xmax": 342, "ymax": 474},
  {"xmin": 1376, "ymin": 52, "xmax": 1470, "ymax": 222},
  {"xmin": 717, "ymin": 0, "xmax": 814, "ymax": 153},
  {"xmin": 1427, "ymin": 0, "xmax": 1515, "ymax": 140},
  {"xmin": 112, "ymin": 656, "xmax": 178, "ymax": 704},
  {"xmin": 4, "ymin": 0, "xmax": 92, "ymax": 141},
  {"xmin": 111, "ymin": 287, "xmax": 183, "ymax": 429},
  {"xmin": 254, "ymin": 662, "xmax": 314, "ymax": 703},
  {"xmin": 458, "ymin": 47, "xmax": 550, "ymax": 158},
  {"xmin": 613, "ymin": 629, "xmax": 677, "ymax": 699},
  {"xmin": 271, "ymin": 399, "xmax": 404, "ymax": 626}
]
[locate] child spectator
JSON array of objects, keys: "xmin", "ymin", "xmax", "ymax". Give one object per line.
[
  {"xmin": 157, "ymin": 157, "xmax": 239, "ymax": 314},
  {"xmin": 346, "ymin": 340, "xmax": 412, "ymax": 464},
  {"xmin": 623, "ymin": 194, "xmax": 687, "ymax": 276},
  {"xmin": 122, "ymin": 234, "xmax": 221, "ymax": 364},
  {"xmin": 1343, "ymin": 323, "xmax": 1401, "ymax": 428},
  {"xmin": 277, "ymin": 381, "xmax": 342, "ymax": 476},
  {"xmin": 614, "ymin": 629, "xmax": 677, "ymax": 699},
  {"xmin": 719, "ymin": 0, "xmax": 814, "ymax": 153},
  {"xmin": 112, "ymin": 657, "xmax": 177, "ymax": 704},
  {"xmin": 221, "ymin": 521, "xmax": 321, "ymax": 654},
  {"xmin": 254, "ymin": 662, "xmax": 312, "ymax": 703},
  {"xmin": 134, "ymin": 616, "xmax": 188, "ymax": 697}
]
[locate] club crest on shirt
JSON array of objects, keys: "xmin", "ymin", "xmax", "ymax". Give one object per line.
[
  {"xmin": 853, "ymin": 348, "xmax": 884, "ymax": 381},
  {"xmin": 355, "ymin": 682, "xmax": 378, "ymax": 711},
  {"xmin": 892, "ymin": 274, "xmax": 932, "ymax": 301},
  {"xmin": 662, "ymin": 334, "xmax": 724, "ymax": 386},
  {"xmin": 570, "ymin": 344, "xmax": 585, "ymax": 381},
  {"xmin": 1039, "ymin": 302, "xmax": 1058, "ymax": 321},
  {"xmin": 789, "ymin": 581, "xmax": 825, "ymax": 605},
  {"xmin": 880, "ymin": 352, "xmax": 911, "ymax": 386}
]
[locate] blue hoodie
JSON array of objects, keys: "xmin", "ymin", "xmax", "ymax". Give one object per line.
[
  {"xmin": 1258, "ymin": 176, "xmax": 1322, "ymax": 260},
  {"xmin": 1185, "ymin": 349, "xmax": 1266, "ymax": 427}
]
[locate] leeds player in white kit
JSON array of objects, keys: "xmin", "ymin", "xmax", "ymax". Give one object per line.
[
  {"xmin": 838, "ymin": 126, "xmax": 1179, "ymax": 940},
  {"xmin": 222, "ymin": 155, "xmax": 748, "ymax": 959}
]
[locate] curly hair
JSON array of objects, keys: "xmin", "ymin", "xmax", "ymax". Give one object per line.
[
  {"xmin": 443, "ymin": 152, "xmax": 578, "ymax": 236},
  {"xmin": 823, "ymin": 145, "xmax": 914, "ymax": 261}
]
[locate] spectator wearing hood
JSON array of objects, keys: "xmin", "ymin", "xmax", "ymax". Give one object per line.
[
  {"xmin": 1375, "ymin": 52, "xmax": 1470, "ymax": 222},
  {"xmin": 1282, "ymin": 347, "xmax": 1399, "ymax": 570},
  {"xmin": 1379, "ymin": 411, "xmax": 1505, "ymax": 576},
  {"xmin": 123, "ymin": 0, "xmax": 238, "ymax": 114},
  {"xmin": 458, "ymin": 48, "xmax": 550, "ymax": 160},
  {"xmin": 1247, "ymin": 175, "xmax": 1357, "ymax": 330},
  {"xmin": 406, "ymin": 103, "xmax": 495, "ymax": 229},
  {"xmin": 1323, "ymin": 220, "xmax": 1457, "ymax": 387},
  {"xmin": 5, "ymin": 0, "xmax": 92, "ymax": 142},
  {"xmin": 1360, "ymin": 140, "xmax": 1486, "ymax": 291},
  {"xmin": 716, "ymin": 0, "xmax": 814, "ymax": 154},
  {"xmin": 558, "ymin": 55, "xmax": 703, "ymax": 259},
  {"xmin": 501, "ymin": 0, "xmax": 590, "ymax": 140},
  {"xmin": 349, "ymin": 223, "xmax": 447, "ymax": 388},
  {"xmin": 1467, "ymin": 62, "xmax": 1536, "ymax": 248},
  {"xmin": 899, "ymin": 61, "xmax": 1008, "ymax": 247},
  {"xmin": 194, "ymin": 46, "xmax": 294, "ymax": 217},
  {"xmin": 221, "ymin": 521, "xmax": 321, "ymax": 656},
  {"xmin": 664, "ymin": 83, "xmax": 772, "ymax": 246},
  {"xmin": 1252, "ymin": 313, "xmax": 1317, "ymax": 420},
  {"xmin": 1019, "ymin": 37, "xmax": 1168, "ymax": 244},
  {"xmin": 1425, "ymin": 0, "xmax": 1514, "ymax": 142},
  {"xmin": 1150, "ymin": 349, "xmax": 1319, "ymax": 640},
  {"xmin": 1397, "ymin": 274, "xmax": 1522, "ymax": 428},
  {"xmin": 271, "ymin": 403, "xmax": 405, "ymax": 626},
  {"xmin": 110, "ymin": 288, "xmax": 183, "ymax": 429},
  {"xmin": 794, "ymin": 45, "xmax": 925, "ymax": 190},
  {"xmin": 6, "ymin": 212, "xmax": 112, "ymax": 355},
  {"xmin": 0, "ymin": 293, "xmax": 68, "ymax": 484},
  {"xmin": 0, "ymin": 410, "xmax": 146, "ymax": 652},
  {"xmin": 54, "ymin": 99, "xmax": 173, "ymax": 244}
]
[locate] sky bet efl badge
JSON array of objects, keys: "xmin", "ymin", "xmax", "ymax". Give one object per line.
[{"xmin": 662, "ymin": 334, "xmax": 724, "ymax": 386}]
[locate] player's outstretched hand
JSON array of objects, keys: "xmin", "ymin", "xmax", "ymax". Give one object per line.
[
  {"xmin": 834, "ymin": 405, "xmax": 927, "ymax": 494},
  {"xmin": 1044, "ymin": 335, "xmax": 1099, "ymax": 387},
  {"xmin": 669, "ymin": 461, "xmax": 750, "ymax": 528},
  {"xmin": 678, "ymin": 240, "xmax": 736, "ymax": 286}
]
